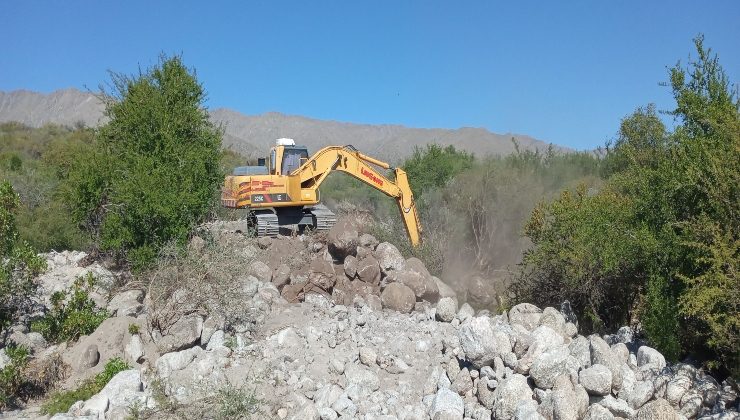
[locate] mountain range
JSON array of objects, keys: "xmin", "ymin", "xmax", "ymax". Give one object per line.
[{"xmin": 0, "ymin": 88, "xmax": 564, "ymax": 163}]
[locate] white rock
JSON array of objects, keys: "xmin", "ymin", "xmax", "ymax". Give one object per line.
[
  {"xmin": 436, "ymin": 297, "xmax": 458, "ymax": 323},
  {"xmin": 636, "ymin": 346, "xmax": 666, "ymax": 370},
  {"xmin": 375, "ymin": 242, "xmax": 406, "ymax": 273},
  {"xmin": 583, "ymin": 404, "xmax": 614, "ymax": 420},
  {"xmin": 579, "ymin": 364, "xmax": 613, "ymax": 396},
  {"xmin": 492, "ymin": 374, "xmax": 533, "ymax": 420},
  {"xmin": 458, "ymin": 317, "xmax": 511, "ymax": 368},
  {"xmin": 508, "ymin": 303, "xmax": 542, "ymax": 331},
  {"xmin": 429, "ymin": 387, "xmax": 464, "ymax": 419},
  {"xmin": 628, "ymin": 380, "xmax": 655, "ymax": 409},
  {"xmin": 124, "ymin": 334, "xmax": 144, "ymax": 364},
  {"xmin": 156, "ymin": 346, "xmax": 202, "ymax": 378},
  {"xmin": 530, "ymin": 346, "xmax": 570, "ymax": 389},
  {"xmin": 457, "ymin": 303, "xmax": 475, "ymax": 322},
  {"xmin": 597, "ymin": 395, "xmax": 635, "ymax": 418}
]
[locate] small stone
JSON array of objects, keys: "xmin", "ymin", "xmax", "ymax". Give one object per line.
[
  {"xmin": 436, "ymin": 297, "xmax": 458, "ymax": 323},
  {"xmin": 359, "ymin": 347, "xmax": 377, "ymax": 366}
]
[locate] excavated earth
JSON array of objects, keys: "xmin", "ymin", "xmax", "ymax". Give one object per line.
[{"xmin": 1, "ymin": 218, "xmax": 739, "ymax": 420}]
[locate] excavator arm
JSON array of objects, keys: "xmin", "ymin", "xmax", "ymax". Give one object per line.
[{"xmin": 292, "ymin": 146, "xmax": 422, "ymax": 246}]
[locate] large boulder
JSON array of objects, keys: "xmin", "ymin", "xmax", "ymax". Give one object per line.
[
  {"xmin": 157, "ymin": 313, "xmax": 204, "ymax": 353},
  {"xmin": 429, "ymin": 387, "xmax": 464, "ymax": 419},
  {"xmin": 634, "ymin": 398, "xmax": 680, "ymax": 420},
  {"xmin": 435, "ymin": 277, "xmax": 457, "ymax": 300},
  {"xmin": 107, "ymin": 289, "xmax": 144, "ymax": 317},
  {"xmin": 467, "ymin": 274, "xmax": 496, "ymax": 308},
  {"xmin": 579, "ymin": 364, "xmax": 613, "ymax": 396},
  {"xmin": 530, "ymin": 345, "xmax": 570, "ymax": 389},
  {"xmin": 589, "ymin": 335, "xmax": 622, "ymax": 392},
  {"xmin": 375, "ymin": 242, "xmax": 406, "ymax": 273},
  {"xmin": 380, "ymin": 283, "xmax": 415, "ymax": 313},
  {"xmin": 308, "ymin": 259, "xmax": 336, "ymax": 291},
  {"xmin": 509, "ymin": 303, "xmax": 542, "ymax": 331},
  {"xmin": 63, "ymin": 316, "xmax": 136, "ymax": 374},
  {"xmin": 356, "ymin": 256, "xmax": 381, "ymax": 285},
  {"xmin": 636, "ymin": 346, "xmax": 666, "ymax": 370},
  {"xmin": 247, "ymin": 260, "xmax": 272, "ymax": 283},
  {"xmin": 458, "ymin": 317, "xmax": 511, "ymax": 369},
  {"xmin": 327, "ymin": 219, "xmax": 359, "ymax": 260},
  {"xmin": 436, "ymin": 297, "xmax": 458, "ymax": 323},
  {"xmin": 392, "ymin": 270, "xmax": 427, "ymax": 299},
  {"xmin": 492, "ymin": 374, "xmax": 533, "ymax": 420}
]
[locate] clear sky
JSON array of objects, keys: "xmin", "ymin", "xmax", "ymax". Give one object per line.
[{"xmin": 1, "ymin": 1, "xmax": 738, "ymax": 150}]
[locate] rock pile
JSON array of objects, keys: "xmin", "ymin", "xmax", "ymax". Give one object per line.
[{"xmin": 4, "ymin": 228, "xmax": 739, "ymax": 420}]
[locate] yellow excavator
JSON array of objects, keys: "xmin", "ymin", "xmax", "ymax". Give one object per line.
[{"xmin": 221, "ymin": 139, "xmax": 422, "ymax": 246}]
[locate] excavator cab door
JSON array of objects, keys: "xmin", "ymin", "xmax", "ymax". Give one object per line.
[{"xmin": 281, "ymin": 147, "xmax": 309, "ymax": 175}]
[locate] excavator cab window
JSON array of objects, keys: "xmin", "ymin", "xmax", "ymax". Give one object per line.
[
  {"xmin": 269, "ymin": 149, "xmax": 277, "ymax": 175},
  {"xmin": 281, "ymin": 147, "xmax": 309, "ymax": 175}
]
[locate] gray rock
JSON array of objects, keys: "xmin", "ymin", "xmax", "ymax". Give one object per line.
[
  {"xmin": 539, "ymin": 307, "xmax": 567, "ymax": 337},
  {"xmin": 611, "ymin": 343, "xmax": 629, "ymax": 365},
  {"xmin": 106, "ymin": 289, "xmax": 144, "ymax": 317},
  {"xmin": 550, "ymin": 388, "xmax": 579, "ymax": 420},
  {"xmin": 618, "ymin": 363, "xmax": 636, "ymax": 400},
  {"xmin": 0, "ymin": 348, "xmax": 9, "ymax": 370},
  {"xmin": 95, "ymin": 369, "xmax": 145, "ymax": 413},
  {"xmin": 429, "ymin": 387, "xmax": 464, "ymax": 419},
  {"xmin": 434, "ymin": 277, "xmax": 457, "ymax": 300},
  {"xmin": 492, "ymin": 374, "xmax": 533, "ymax": 420},
  {"xmin": 327, "ymin": 220, "xmax": 359, "ymax": 259},
  {"xmin": 564, "ymin": 322, "xmax": 578, "ymax": 338},
  {"xmin": 457, "ymin": 303, "xmax": 475, "ymax": 322},
  {"xmin": 436, "ymin": 297, "xmax": 458, "ymax": 323},
  {"xmin": 597, "ymin": 395, "xmax": 635, "ymax": 418},
  {"xmin": 451, "ymin": 368, "xmax": 473, "ymax": 396},
  {"xmin": 583, "ymin": 404, "xmax": 614, "ymax": 420},
  {"xmin": 205, "ymin": 330, "xmax": 226, "ymax": 350},
  {"xmin": 314, "ymin": 384, "xmax": 343, "ymax": 410},
  {"xmin": 634, "ymin": 398, "xmax": 680, "ymax": 420},
  {"xmin": 636, "ymin": 345, "xmax": 666, "ymax": 370},
  {"xmin": 240, "ymin": 275, "xmax": 260, "ymax": 297},
  {"xmin": 78, "ymin": 344, "xmax": 100, "ymax": 371},
  {"xmin": 589, "ymin": 335, "xmax": 622, "ymax": 392},
  {"xmin": 514, "ymin": 400, "xmax": 544, "ymax": 420},
  {"xmin": 509, "ymin": 303, "xmax": 543, "ymax": 331},
  {"xmin": 359, "ymin": 233, "xmax": 379, "ymax": 249},
  {"xmin": 459, "ymin": 316, "xmax": 511, "ymax": 369},
  {"xmin": 124, "ymin": 334, "xmax": 144, "ymax": 363},
  {"xmin": 628, "ymin": 380, "xmax": 654, "ymax": 409},
  {"xmin": 568, "ymin": 335, "xmax": 591, "ymax": 370},
  {"xmin": 679, "ymin": 389, "xmax": 702, "ymax": 418},
  {"xmin": 356, "ymin": 256, "xmax": 381, "ymax": 285},
  {"xmin": 666, "ymin": 374, "xmax": 692, "ymax": 407},
  {"xmin": 359, "ymin": 347, "xmax": 377, "ymax": 366},
  {"xmin": 273, "ymin": 263, "xmax": 292, "ymax": 288},
  {"xmin": 477, "ymin": 378, "xmax": 496, "ymax": 409},
  {"xmin": 579, "ymin": 364, "xmax": 612, "ymax": 396},
  {"xmin": 331, "ymin": 394, "xmax": 357, "ymax": 417},
  {"xmin": 344, "ymin": 364, "xmax": 380, "ymax": 398},
  {"xmin": 318, "ymin": 406, "xmax": 338, "ymax": 420},
  {"xmin": 155, "ymin": 346, "xmax": 202, "ymax": 378},
  {"xmin": 157, "ymin": 313, "xmax": 204, "ymax": 353},
  {"xmin": 308, "ymin": 259, "xmax": 336, "ymax": 291},
  {"xmin": 248, "ymin": 260, "xmax": 272, "ymax": 283},
  {"xmin": 380, "ymin": 283, "xmax": 416, "ymax": 313},
  {"xmin": 375, "ymin": 242, "xmax": 406, "ymax": 273},
  {"xmin": 530, "ymin": 346, "xmax": 570, "ymax": 389}
]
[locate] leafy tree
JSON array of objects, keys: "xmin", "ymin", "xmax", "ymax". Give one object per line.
[
  {"xmin": 516, "ymin": 36, "xmax": 739, "ymax": 374},
  {"xmin": 0, "ymin": 181, "xmax": 46, "ymax": 335},
  {"xmin": 65, "ymin": 55, "xmax": 223, "ymax": 269},
  {"xmin": 403, "ymin": 144, "xmax": 473, "ymax": 198}
]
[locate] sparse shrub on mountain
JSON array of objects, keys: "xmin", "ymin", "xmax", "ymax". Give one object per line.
[
  {"xmin": 516, "ymin": 36, "xmax": 739, "ymax": 375},
  {"xmin": 64, "ymin": 55, "xmax": 223, "ymax": 270}
]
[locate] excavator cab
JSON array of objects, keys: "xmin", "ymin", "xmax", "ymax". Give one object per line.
[{"xmin": 269, "ymin": 138, "xmax": 309, "ymax": 175}]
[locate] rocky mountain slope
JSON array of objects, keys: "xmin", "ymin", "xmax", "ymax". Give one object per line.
[
  {"xmin": 0, "ymin": 89, "xmax": 564, "ymax": 163},
  {"xmin": 2, "ymin": 219, "xmax": 737, "ymax": 420}
]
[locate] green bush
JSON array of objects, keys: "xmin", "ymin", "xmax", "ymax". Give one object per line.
[
  {"xmin": 0, "ymin": 181, "xmax": 47, "ymax": 335},
  {"xmin": 516, "ymin": 36, "xmax": 739, "ymax": 374},
  {"xmin": 41, "ymin": 357, "xmax": 130, "ymax": 415},
  {"xmin": 64, "ymin": 55, "xmax": 223, "ymax": 269},
  {"xmin": 30, "ymin": 273, "xmax": 109, "ymax": 344},
  {"xmin": 0, "ymin": 344, "xmax": 30, "ymax": 410},
  {"xmin": 403, "ymin": 144, "xmax": 474, "ymax": 198}
]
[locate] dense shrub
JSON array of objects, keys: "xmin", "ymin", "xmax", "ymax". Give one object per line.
[
  {"xmin": 403, "ymin": 144, "xmax": 473, "ymax": 198},
  {"xmin": 0, "ymin": 181, "xmax": 47, "ymax": 335},
  {"xmin": 41, "ymin": 357, "xmax": 130, "ymax": 415},
  {"xmin": 64, "ymin": 55, "xmax": 223, "ymax": 270},
  {"xmin": 30, "ymin": 273, "xmax": 109, "ymax": 344},
  {"xmin": 516, "ymin": 36, "xmax": 739, "ymax": 375},
  {"xmin": 0, "ymin": 344, "xmax": 30, "ymax": 410}
]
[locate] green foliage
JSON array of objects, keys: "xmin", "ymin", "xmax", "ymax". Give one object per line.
[
  {"xmin": 41, "ymin": 357, "xmax": 130, "ymax": 415},
  {"xmin": 64, "ymin": 55, "xmax": 223, "ymax": 269},
  {"xmin": 128, "ymin": 323, "xmax": 140, "ymax": 335},
  {"xmin": 214, "ymin": 382, "xmax": 261, "ymax": 420},
  {"xmin": 0, "ymin": 181, "xmax": 47, "ymax": 334},
  {"xmin": 0, "ymin": 344, "xmax": 30, "ymax": 410},
  {"xmin": 403, "ymin": 144, "xmax": 473, "ymax": 198},
  {"xmin": 516, "ymin": 36, "xmax": 739, "ymax": 374},
  {"xmin": 0, "ymin": 123, "xmax": 94, "ymax": 251},
  {"xmin": 31, "ymin": 273, "xmax": 109, "ymax": 344}
]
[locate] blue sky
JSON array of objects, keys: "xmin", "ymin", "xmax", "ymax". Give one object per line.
[{"xmin": 1, "ymin": 1, "xmax": 738, "ymax": 150}]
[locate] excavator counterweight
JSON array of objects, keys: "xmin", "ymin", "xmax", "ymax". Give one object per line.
[{"xmin": 221, "ymin": 139, "xmax": 422, "ymax": 246}]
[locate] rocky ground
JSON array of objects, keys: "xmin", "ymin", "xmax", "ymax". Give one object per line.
[{"xmin": 1, "ymin": 219, "xmax": 738, "ymax": 420}]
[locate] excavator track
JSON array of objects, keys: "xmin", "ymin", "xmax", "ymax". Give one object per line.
[
  {"xmin": 253, "ymin": 211, "xmax": 279, "ymax": 237},
  {"xmin": 307, "ymin": 204, "xmax": 337, "ymax": 231}
]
